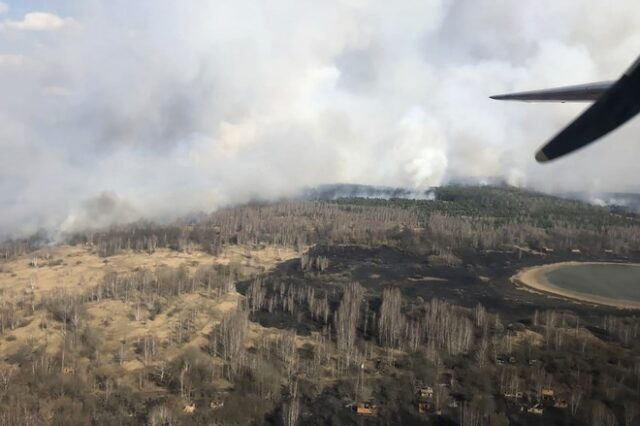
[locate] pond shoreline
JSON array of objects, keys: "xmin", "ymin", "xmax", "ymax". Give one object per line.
[{"xmin": 511, "ymin": 261, "xmax": 640, "ymax": 310}]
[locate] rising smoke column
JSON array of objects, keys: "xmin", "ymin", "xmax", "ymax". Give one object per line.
[{"xmin": 1, "ymin": 0, "xmax": 640, "ymax": 237}]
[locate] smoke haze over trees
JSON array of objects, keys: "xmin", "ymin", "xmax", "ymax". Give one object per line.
[{"xmin": 2, "ymin": 1, "xmax": 640, "ymax": 238}]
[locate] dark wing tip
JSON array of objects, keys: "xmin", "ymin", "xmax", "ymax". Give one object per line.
[
  {"xmin": 536, "ymin": 62, "xmax": 640, "ymax": 162},
  {"xmin": 535, "ymin": 149, "xmax": 550, "ymax": 163}
]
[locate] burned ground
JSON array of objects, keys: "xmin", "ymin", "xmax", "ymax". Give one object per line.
[
  {"xmin": 1, "ymin": 186, "xmax": 640, "ymax": 425},
  {"xmin": 239, "ymin": 244, "xmax": 637, "ymax": 334}
]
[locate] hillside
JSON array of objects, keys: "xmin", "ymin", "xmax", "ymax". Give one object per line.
[{"xmin": 0, "ymin": 186, "xmax": 638, "ymax": 425}]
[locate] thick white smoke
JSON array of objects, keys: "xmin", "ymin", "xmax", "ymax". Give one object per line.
[{"xmin": 1, "ymin": 0, "xmax": 640, "ymax": 237}]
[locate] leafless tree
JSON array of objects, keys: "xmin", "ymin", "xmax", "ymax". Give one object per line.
[
  {"xmin": 591, "ymin": 401, "xmax": 617, "ymax": 426},
  {"xmin": 335, "ymin": 282, "xmax": 363, "ymax": 367},
  {"xmin": 282, "ymin": 378, "xmax": 300, "ymax": 426},
  {"xmin": 211, "ymin": 306, "xmax": 249, "ymax": 379},
  {"xmin": 624, "ymin": 401, "xmax": 638, "ymax": 426},
  {"xmin": 378, "ymin": 287, "xmax": 404, "ymax": 349}
]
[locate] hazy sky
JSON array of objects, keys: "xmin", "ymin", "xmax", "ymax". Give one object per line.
[{"xmin": 1, "ymin": 1, "xmax": 640, "ymax": 237}]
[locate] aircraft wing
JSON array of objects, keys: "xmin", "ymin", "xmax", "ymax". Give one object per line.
[
  {"xmin": 490, "ymin": 81, "xmax": 613, "ymax": 102},
  {"xmin": 491, "ymin": 55, "xmax": 640, "ymax": 162}
]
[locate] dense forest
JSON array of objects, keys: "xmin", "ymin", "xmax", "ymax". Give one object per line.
[{"xmin": 0, "ymin": 185, "xmax": 639, "ymax": 425}]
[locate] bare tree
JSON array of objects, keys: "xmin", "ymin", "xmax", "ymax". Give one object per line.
[
  {"xmin": 624, "ymin": 401, "xmax": 638, "ymax": 426},
  {"xmin": 335, "ymin": 282, "xmax": 363, "ymax": 367},
  {"xmin": 282, "ymin": 379, "xmax": 300, "ymax": 426},
  {"xmin": 378, "ymin": 287, "xmax": 405, "ymax": 349},
  {"xmin": 211, "ymin": 306, "xmax": 249, "ymax": 379},
  {"xmin": 591, "ymin": 401, "xmax": 617, "ymax": 426},
  {"xmin": 570, "ymin": 388, "xmax": 584, "ymax": 417}
]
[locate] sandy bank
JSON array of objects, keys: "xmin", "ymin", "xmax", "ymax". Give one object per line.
[{"xmin": 511, "ymin": 262, "xmax": 640, "ymax": 310}]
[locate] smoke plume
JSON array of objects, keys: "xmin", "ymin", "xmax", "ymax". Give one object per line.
[{"xmin": 1, "ymin": 0, "xmax": 640, "ymax": 237}]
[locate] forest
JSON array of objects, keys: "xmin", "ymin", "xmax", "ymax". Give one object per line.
[{"xmin": 0, "ymin": 185, "xmax": 639, "ymax": 425}]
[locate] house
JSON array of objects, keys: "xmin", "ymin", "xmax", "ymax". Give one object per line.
[
  {"xmin": 416, "ymin": 386, "xmax": 435, "ymax": 414},
  {"xmin": 417, "ymin": 386, "xmax": 434, "ymax": 400},
  {"xmin": 210, "ymin": 397, "xmax": 224, "ymax": 410},
  {"xmin": 554, "ymin": 399, "xmax": 568, "ymax": 409},
  {"xmin": 183, "ymin": 403, "xmax": 196, "ymax": 414},
  {"xmin": 541, "ymin": 388, "xmax": 555, "ymax": 402},
  {"xmin": 527, "ymin": 404, "xmax": 544, "ymax": 415},
  {"xmin": 417, "ymin": 401, "xmax": 433, "ymax": 414},
  {"xmin": 356, "ymin": 402, "xmax": 378, "ymax": 416},
  {"xmin": 504, "ymin": 391, "xmax": 524, "ymax": 399}
]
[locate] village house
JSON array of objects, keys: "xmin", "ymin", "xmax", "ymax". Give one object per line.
[
  {"xmin": 182, "ymin": 403, "xmax": 196, "ymax": 414},
  {"xmin": 541, "ymin": 388, "xmax": 555, "ymax": 402},
  {"xmin": 210, "ymin": 397, "xmax": 224, "ymax": 410},
  {"xmin": 415, "ymin": 385, "xmax": 435, "ymax": 414},
  {"xmin": 527, "ymin": 403, "xmax": 544, "ymax": 415},
  {"xmin": 417, "ymin": 385, "xmax": 434, "ymax": 400},
  {"xmin": 417, "ymin": 401, "xmax": 433, "ymax": 414},
  {"xmin": 554, "ymin": 398, "xmax": 568, "ymax": 409},
  {"xmin": 503, "ymin": 391, "xmax": 524, "ymax": 399},
  {"xmin": 356, "ymin": 401, "xmax": 378, "ymax": 416}
]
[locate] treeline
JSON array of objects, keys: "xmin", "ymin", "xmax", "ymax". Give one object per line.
[
  {"xmin": 69, "ymin": 200, "xmax": 421, "ymax": 257},
  {"xmin": 62, "ymin": 186, "xmax": 640, "ymax": 259},
  {"xmin": 4, "ymin": 186, "xmax": 640, "ymax": 261},
  {"xmin": 0, "ymin": 230, "xmax": 49, "ymax": 260}
]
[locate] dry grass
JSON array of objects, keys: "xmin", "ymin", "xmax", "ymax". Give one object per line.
[
  {"xmin": 0, "ymin": 243, "xmax": 300, "ymax": 369},
  {"xmin": 0, "ymin": 244, "xmax": 297, "ymax": 300},
  {"xmin": 513, "ymin": 329, "xmax": 544, "ymax": 347}
]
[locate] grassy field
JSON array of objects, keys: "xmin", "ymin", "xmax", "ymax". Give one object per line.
[{"xmin": 0, "ymin": 243, "xmax": 300, "ymax": 378}]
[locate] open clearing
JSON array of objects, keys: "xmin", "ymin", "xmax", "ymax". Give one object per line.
[
  {"xmin": 0, "ymin": 244, "xmax": 300, "ymax": 367},
  {"xmin": 0, "ymin": 244, "xmax": 298, "ymax": 301}
]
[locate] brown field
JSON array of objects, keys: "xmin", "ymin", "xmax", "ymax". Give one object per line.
[{"xmin": 0, "ymin": 244, "xmax": 301, "ymax": 371}]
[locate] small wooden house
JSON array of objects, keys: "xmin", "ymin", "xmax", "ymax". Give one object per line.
[
  {"xmin": 417, "ymin": 386, "xmax": 434, "ymax": 400},
  {"xmin": 356, "ymin": 402, "xmax": 378, "ymax": 416},
  {"xmin": 527, "ymin": 404, "xmax": 544, "ymax": 415},
  {"xmin": 541, "ymin": 388, "xmax": 555, "ymax": 402},
  {"xmin": 554, "ymin": 399, "xmax": 568, "ymax": 409},
  {"xmin": 210, "ymin": 398, "xmax": 224, "ymax": 410}
]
